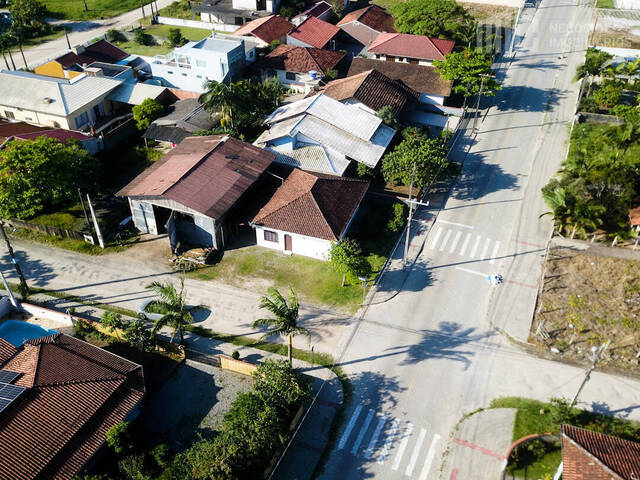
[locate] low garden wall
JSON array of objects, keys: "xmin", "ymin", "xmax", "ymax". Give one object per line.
[
  {"xmin": 155, "ymin": 15, "xmax": 237, "ymax": 32},
  {"xmin": 219, "ymin": 354, "xmax": 258, "ymax": 376},
  {"xmin": 4, "ymin": 218, "xmax": 85, "ymax": 241}
]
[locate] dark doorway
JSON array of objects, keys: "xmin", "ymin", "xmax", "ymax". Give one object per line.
[
  {"xmin": 93, "ymin": 104, "xmax": 101, "ymax": 120},
  {"xmin": 284, "ymin": 234, "xmax": 292, "ymax": 251},
  {"xmin": 256, "ymin": 0, "xmax": 266, "ymax": 10},
  {"xmin": 153, "ymin": 205, "xmax": 173, "ymax": 234}
]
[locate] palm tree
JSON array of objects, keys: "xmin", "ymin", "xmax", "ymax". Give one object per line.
[
  {"xmin": 575, "ymin": 48, "xmax": 613, "ymax": 97},
  {"xmin": 252, "ymin": 287, "xmax": 310, "ymax": 366},
  {"xmin": 145, "ymin": 278, "xmax": 194, "ymax": 344},
  {"xmin": 198, "ymin": 80, "xmax": 238, "ymax": 130}
]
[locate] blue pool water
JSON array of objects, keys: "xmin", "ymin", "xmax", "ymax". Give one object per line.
[{"xmin": 0, "ymin": 320, "xmax": 58, "ymax": 347}]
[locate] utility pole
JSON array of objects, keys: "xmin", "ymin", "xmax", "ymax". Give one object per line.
[
  {"xmin": 0, "ymin": 222, "xmax": 29, "ymax": 295},
  {"xmin": 140, "ymin": 0, "xmax": 146, "ymax": 18},
  {"xmin": 0, "ymin": 270, "xmax": 18, "ymax": 308},
  {"xmin": 64, "ymin": 27, "xmax": 71, "ymax": 50},
  {"xmin": 472, "ymin": 73, "xmax": 493, "ymax": 133},
  {"xmin": 570, "ymin": 341, "xmax": 609, "ymax": 407},
  {"xmin": 7, "ymin": 47, "xmax": 16, "ymax": 71},
  {"xmin": 402, "ymin": 161, "xmax": 417, "ymax": 269},
  {"xmin": 86, "ymin": 194, "xmax": 105, "ymax": 249},
  {"xmin": 78, "ymin": 189, "xmax": 92, "ymax": 231}
]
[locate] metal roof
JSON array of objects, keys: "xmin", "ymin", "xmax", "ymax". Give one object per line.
[
  {"xmin": 268, "ymin": 143, "xmax": 350, "ymax": 175},
  {"xmin": 107, "ymin": 82, "xmax": 168, "ymax": 105}
]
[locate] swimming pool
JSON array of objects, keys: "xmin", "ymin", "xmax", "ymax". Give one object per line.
[{"xmin": 0, "ymin": 320, "xmax": 58, "ymax": 347}]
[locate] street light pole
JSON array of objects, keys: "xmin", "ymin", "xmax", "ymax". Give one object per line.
[
  {"xmin": 64, "ymin": 27, "xmax": 71, "ymax": 49},
  {"xmin": 472, "ymin": 73, "xmax": 492, "ymax": 133},
  {"xmin": 402, "ymin": 161, "xmax": 417, "ymax": 269},
  {"xmin": 570, "ymin": 341, "xmax": 609, "ymax": 407},
  {"xmin": 0, "ymin": 222, "xmax": 29, "ymax": 295}
]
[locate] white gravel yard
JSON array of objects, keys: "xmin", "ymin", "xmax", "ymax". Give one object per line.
[{"xmin": 139, "ymin": 359, "xmax": 254, "ymax": 445}]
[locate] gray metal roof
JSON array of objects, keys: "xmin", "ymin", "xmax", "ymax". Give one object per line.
[
  {"xmin": 107, "ymin": 82, "xmax": 168, "ymax": 105},
  {"xmin": 268, "ymin": 143, "xmax": 350, "ymax": 175}
]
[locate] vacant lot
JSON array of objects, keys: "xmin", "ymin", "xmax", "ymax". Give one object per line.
[
  {"xmin": 371, "ymin": 0, "xmax": 516, "ymax": 26},
  {"xmin": 43, "ymin": 0, "xmax": 153, "ymax": 20},
  {"xmin": 114, "ymin": 24, "xmax": 212, "ymax": 56},
  {"xmin": 531, "ymin": 246, "xmax": 640, "ymax": 371}
]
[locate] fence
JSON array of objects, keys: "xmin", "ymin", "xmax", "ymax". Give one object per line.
[
  {"xmin": 155, "ymin": 15, "xmax": 238, "ymax": 32},
  {"xmin": 4, "ymin": 218, "xmax": 85, "ymax": 241}
]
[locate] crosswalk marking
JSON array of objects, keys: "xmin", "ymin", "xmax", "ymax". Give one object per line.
[
  {"xmin": 378, "ymin": 418, "xmax": 399, "ymax": 464},
  {"xmin": 429, "ymin": 228, "xmax": 443, "ymax": 249},
  {"xmin": 392, "ymin": 421, "xmax": 413, "ymax": 471},
  {"xmin": 459, "ymin": 232, "xmax": 472, "ymax": 256},
  {"xmin": 405, "ymin": 428, "xmax": 427, "ymax": 476},
  {"xmin": 489, "ymin": 241, "xmax": 501, "ymax": 264},
  {"xmin": 449, "ymin": 231, "xmax": 462, "ymax": 253},
  {"xmin": 469, "ymin": 236, "xmax": 482, "ymax": 258},
  {"xmin": 480, "ymin": 238, "xmax": 491, "ymax": 259},
  {"xmin": 436, "ymin": 219, "xmax": 473, "ymax": 229},
  {"xmin": 338, "ymin": 404, "xmax": 363, "ymax": 450},
  {"xmin": 439, "ymin": 229, "xmax": 452, "ymax": 251},
  {"xmin": 351, "ymin": 409, "xmax": 374, "ymax": 455},
  {"xmin": 418, "ymin": 434, "xmax": 441, "ymax": 480},
  {"xmin": 364, "ymin": 414, "xmax": 386, "ymax": 459}
]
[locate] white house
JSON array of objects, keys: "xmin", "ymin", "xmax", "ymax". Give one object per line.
[
  {"xmin": 254, "ymin": 94, "xmax": 396, "ymax": 176},
  {"xmin": 195, "ymin": 0, "xmax": 278, "ymax": 27},
  {"xmin": 148, "ymin": 36, "xmax": 248, "ymax": 93},
  {"xmin": 0, "ymin": 70, "xmax": 123, "ymax": 130},
  {"xmin": 366, "ymin": 33, "xmax": 455, "ymax": 67},
  {"xmin": 253, "ymin": 169, "xmax": 369, "ymax": 260}
]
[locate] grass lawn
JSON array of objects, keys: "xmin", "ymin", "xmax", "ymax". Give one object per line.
[
  {"xmin": 371, "ymin": 0, "xmax": 516, "ymax": 26},
  {"xmin": 596, "ymin": 0, "xmax": 614, "ymax": 8},
  {"xmin": 23, "ymin": 27, "xmax": 66, "ymax": 49},
  {"xmin": 158, "ymin": 0, "xmax": 193, "ymax": 19},
  {"xmin": 42, "ymin": 0, "xmax": 154, "ymax": 20},
  {"xmin": 144, "ymin": 24, "xmax": 212, "ymax": 42},
  {"xmin": 113, "ymin": 39, "xmax": 172, "ymax": 56}
]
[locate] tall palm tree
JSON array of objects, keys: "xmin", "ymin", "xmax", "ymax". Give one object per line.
[
  {"xmin": 575, "ymin": 47, "xmax": 613, "ymax": 97},
  {"xmin": 252, "ymin": 287, "xmax": 310, "ymax": 366},
  {"xmin": 198, "ymin": 80, "xmax": 238, "ymax": 130},
  {"xmin": 145, "ymin": 278, "xmax": 194, "ymax": 344}
]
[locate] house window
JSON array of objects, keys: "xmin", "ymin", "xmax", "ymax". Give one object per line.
[
  {"xmin": 182, "ymin": 73, "xmax": 188, "ymax": 76},
  {"xmin": 285, "ymin": 72, "xmax": 296, "ymax": 81},
  {"xmin": 196, "ymin": 75, "xmax": 203, "ymax": 78},
  {"xmin": 3, "ymin": 111, "xmax": 14, "ymax": 119},
  {"xmin": 75, "ymin": 112, "xmax": 89, "ymax": 128},
  {"xmin": 25, "ymin": 117, "xmax": 32, "ymax": 121},
  {"xmin": 167, "ymin": 70, "xmax": 174, "ymax": 74},
  {"xmin": 263, "ymin": 230, "xmax": 278, "ymax": 242}
]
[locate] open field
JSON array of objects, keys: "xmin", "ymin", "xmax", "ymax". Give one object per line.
[
  {"xmin": 42, "ymin": 0, "xmax": 154, "ymax": 20},
  {"xmin": 531, "ymin": 246, "xmax": 640, "ymax": 371},
  {"xmin": 144, "ymin": 23, "xmax": 212, "ymax": 41},
  {"xmin": 158, "ymin": 0, "xmax": 193, "ymax": 19}
]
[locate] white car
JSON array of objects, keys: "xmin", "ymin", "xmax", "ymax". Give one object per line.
[{"xmin": 136, "ymin": 299, "xmax": 165, "ymax": 322}]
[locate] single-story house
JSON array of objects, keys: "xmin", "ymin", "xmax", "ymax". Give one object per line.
[
  {"xmin": 291, "ymin": 1, "xmax": 333, "ymax": 26},
  {"xmin": 6, "ymin": 128, "xmax": 104, "ymax": 154},
  {"xmin": 0, "ymin": 70, "xmax": 123, "ymax": 130},
  {"xmin": 316, "ymin": 68, "xmax": 419, "ymax": 118},
  {"xmin": 258, "ymin": 44, "xmax": 344, "ymax": 93},
  {"xmin": 348, "ymin": 57, "xmax": 452, "ymax": 105},
  {"xmin": 559, "ymin": 424, "xmax": 640, "ymax": 479},
  {"xmin": 143, "ymin": 98, "xmax": 216, "ymax": 147},
  {"xmin": 366, "ymin": 32, "xmax": 455, "ymax": 66},
  {"xmin": 286, "ymin": 16, "xmax": 340, "ymax": 49},
  {"xmin": 0, "ymin": 333, "xmax": 145, "ymax": 480},
  {"xmin": 253, "ymin": 168, "xmax": 369, "ymax": 259},
  {"xmin": 337, "ymin": 5, "xmax": 396, "ymax": 48},
  {"xmin": 195, "ymin": 0, "xmax": 276, "ymax": 25},
  {"xmin": 231, "ymin": 14, "xmax": 294, "ymax": 47},
  {"xmin": 254, "ymin": 93, "xmax": 396, "ymax": 176},
  {"xmin": 117, "ymin": 135, "xmax": 276, "ymax": 251}
]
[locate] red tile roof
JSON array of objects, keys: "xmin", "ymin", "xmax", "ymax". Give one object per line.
[
  {"xmin": 232, "ymin": 15, "xmax": 294, "ymax": 44},
  {"xmin": 288, "ymin": 16, "xmax": 340, "ymax": 49},
  {"xmin": 562, "ymin": 424, "xmax": 640, "ymax": 480},
  {"xmin": 0, "ymin": 338, "xmax": 16, "ymax": 365},
  {"xmin": 261, "ymin": 44, "xmax": 344, "ymax": 74},
  {"xmin": 368, "ymin": 33, "xmax": 455, "ymax": 61},
  {"xmin": 0, "ymin": 120, "xmax": 50, "ymax": 143},
  {"xmin": 318, "ymin": 69, "xmax": 418, "ymax": 116},
  {"xmin": 55, "ymin": 40, "xmax": 129, "ymax": 68},
  {"xmin": 337, "ymin": 5, "xmax": 396, "ymax": 33},
  {"xmin": 292, "ymin": 1, "xmax": 332, "ymax": 21},
  {"xmin": 254, "ymin": 169, "xmax": 369, "ymax": 241},
  {"xmin": 0, "ymin": 333, "xmax": 144, "ymax": 480},
  {"xmin": 630, "ymin": 204, "xmax": 640, "ymax": 226},
  {"xmin": 117, "ymin": 135, "xmax": 276, "ymax": 220}
]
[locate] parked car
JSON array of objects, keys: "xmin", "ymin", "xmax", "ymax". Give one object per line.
[{"xmin": 136, "ymin": 299, "xmax": 164, "ymax": 321}]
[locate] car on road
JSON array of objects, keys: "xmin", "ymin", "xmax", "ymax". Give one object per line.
[{"xmin": 137, "ymin": 299, "xmax": 165, "ymax": 322}]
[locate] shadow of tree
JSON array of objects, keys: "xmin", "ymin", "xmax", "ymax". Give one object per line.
[
  {"xmin": 1, "ymin": 249, "xmax": 56, "ymax": 288},
  {"xmin": 450, "ymin": 160, "xmax": 520, "ymax": 202},
  {"xmin": 371, "ymin": 261, "xmax": 435, "ymax": 304},
  {"xmin": 492, "ymin": 85, "xmax": 566, "ymax": 113},
  {"xmin": 588, "ymin": 400, "xmax": 640, "ymax": 420}
]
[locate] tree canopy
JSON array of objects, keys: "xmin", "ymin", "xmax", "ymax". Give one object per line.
[
  {"xmin": 0, "ymin": 137, "xmax": 97, "ymax": 219},
  {"xmin": 328, "ymin": 238, "xmax": 369, "ymax": 286},
  {"xmin": 8, "ymin": 0, "xmax": 48, "ymax": 38},
  {"xmin": 434, "ymin": 48, "xmax": 501, "ymax": 98},
  {"xmin": 132, "ymin": 98, "xmax": 165, "ymax": 131}
]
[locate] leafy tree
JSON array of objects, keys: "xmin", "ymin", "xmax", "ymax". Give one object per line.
[
  {"xmin": 106, "ymin": 421, "xmax": 133, "ymax": 456},
  {"xmin": 0, "ymin": 136, "xmax": 97, "ymax": 219},
  {"xmin": 252, "ymin": 359, "xmax": 310, "ymax": 417},
  {"xmin": 268, "ymin": 39, "xmax": 281, "ymax": 52},
  {"xmin": 390, "ymin": 0, "xmax": 474, "ymax": 46},
  {"xmin": 123, "ymin": 319, "xmax": 155, "ymax": 352},
  {"xmin": 8, "ymin": 0, "xmax": 48, "ymax": 38},
  {"xmin": 386, "ymin": 202, "xmax": 406, "ymax": 233},
  {"xmin": 382, "ymin": 128, "xmax": 449, "ymax": 188},
  {"xmin": 434, "ymin": 48, "xmax": 501, "ymax": 107},
  {"xmin": 167, "ymin": 27, "xmax": 186, "ymax": 47},
  {"xmin": 119, "ymin": 454, "xmax": 151, "ymax": 480},
  {"xmin": 324, "ymin": 68, "xmax": 338, "ymax": 80},
  {"xmin": 100, "ymin": 311, "xmax": 125, "ymax": 340},
  {"xmin": 575, "ymin": 47, "xmax": 613, "ymax": 97},
  {"xmin": 377, "ymin": 105, "xmax": 401, "ymax": 130},
  {"xmin": 592, "ymin": 79, "xmax": 623, "ymax": 110},
  {"xmin": 252, "ymin": 287, "xmax": 309, "ymax": 365},
  {"xmin": 133, "ymin": 28, "xmax": 150, "ymax": 46},
  {"xmin": 145, "ymin": 278, "xmax": 195, "ymax": 344},
  {"xmin": 132, "ymin": 98, "xmax": 165, "ymax": 131},
  {"xmin": 328, "ymin": 238, "xmax": 368, "ymax": 286},
  {"xmin": 106, "ymin": 28, "xmax": 122, "ymax": 42}
]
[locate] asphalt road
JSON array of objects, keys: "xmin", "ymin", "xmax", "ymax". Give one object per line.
[{"xmin": 315, "ymin": 1, "xmax": 640, "ymax": 479}]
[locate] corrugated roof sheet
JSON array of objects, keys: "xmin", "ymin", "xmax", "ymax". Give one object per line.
[
  {"xmin": 288, "ymin": 16, "xmax": 340, "ymax": 49},
  {"xmin": 268, "ymin": 143, "xmax": 350, "ymax": 175},
  {"xmin": 292, "ymin": 1, "xmax": 332, "ymax": 20},
  {"xmin": 107, "ymin": 82, "xmax": 168, "ymax": 105},
  {"xmin": 368, "ymin": 33, "xmax": 455, "ymax": 61}
]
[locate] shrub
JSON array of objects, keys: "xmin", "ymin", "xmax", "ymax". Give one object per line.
[
  {"xmin": 106, "ymin": 29, "xmax": 122, "ymax": 42},
  {"xmin": 133, "ymin": 28, "xmax": 150, "ymax": 45},
  {"xmin": 231, "ymin": 350, "xmax": 240, "ymax": 359},
  {"xmin": 386, "ymin": 202, "xmax": 406, "ymax": 233},
  {"xmin": 167, "ymin": 27, "xmax": 186, "ymax": 47},
  {"xmin": 150, "ymin": 444, "xmax": 172, "ymax": 470},
  {"xmin": 118, "ymin": 453, "xmax": 151, "ymax": 480},
  {"xmin": 106, "ymin": 421, "xmax": 133, "ymax": 456},
  {"xmin": 101, "ymin": 311, "xmax": 125, "ymax": 340},
  {"xmin": 324, "ymin": 69, "xmax": 338, "ymax": 80},
  {"xmin": 132, "ymin": 98, "xmax": 165, "ymax": 131},
  {"xmin": 123, "ymin": 320, "xmax": 155, "ymax": 352}
]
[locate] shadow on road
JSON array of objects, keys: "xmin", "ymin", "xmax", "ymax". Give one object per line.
[
  {"xmin": 588, "ymin": 400, "xmax": 640, "ymax": 420},
  {"xmin": 2, "ymin": 250, "xmax": 55, "ymax": 288},
  {"xmin": 450, "ymin": 161, "xmax": 519, "ymax": 202},
  {"xmin": 492, "ymin": 85, "xmax": 566, "ymax": 112}
]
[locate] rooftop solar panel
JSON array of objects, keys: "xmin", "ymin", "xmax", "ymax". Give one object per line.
[
  {"xmin": 0, "ymin": 370, "xmax": 20, "ymax": 385},
  {"xmin": 0, "ymin": 384, "xmax": 26, "ymax": 400}
]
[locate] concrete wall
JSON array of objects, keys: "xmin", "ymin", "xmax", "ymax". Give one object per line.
[
  {"xmin": 613, "ymin": 0, "xmax": 640, "ymax": 8},
  {"xmin": 419, "ymin": 93, "xmax": 445, "ymax": 105},
  {"xmin": 367, "ymin": 53, "xmax": 433, "ymax": 66},
  {"xmin": 199, "ymin": 12, "xmax": 254, "ymax": 31},
  {"xmin": 255, "ymin": 226, "xmax": 332, "ymax": 260},
  {"xmin": 21, "ymin": 303, "xmax": 74, "ymax": 326},
  {"xmin": 219, "ymin": 355, "xmax": 258, "ymax": 375},
  {"xmin": 286, "ymin": 34, "xmax": 315, "ymax": 49},
  {"xmin": 129, "ymin": 199, "xmax": 157, "ymax": 234},
  {"xmin": 0, "ymin": 96, "xmax": 111, "ymax": 130},
  {"xmin": 156, "ymin": 16, "xmax": 216, "ymax": 30}
]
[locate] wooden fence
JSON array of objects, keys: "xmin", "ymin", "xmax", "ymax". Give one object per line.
[{"xmin": 4, "ymin": 218, "xmax": 86, "ymax": 241}]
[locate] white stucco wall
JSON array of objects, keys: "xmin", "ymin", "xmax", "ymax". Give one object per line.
[
  {"xmin": 286, "ymin": 35, "xmax": 315, "ymax": 49},
  {"xmin": 0, "ymin": 97, "xmax": 111, "ymax": 130},
  {"xmin": 367, "ymin": 54, "xmax": 433, "ymax": 66},
  {"xmin": 419, "ymin": 93, "xmax": 445, "ymax": 105},
  {"xmin": 264, "ymin": 70, "xmax": 313, "ymax": 93},
  {"xmin": 255, "ymin": 226, "xmax": 332, "ymax": 260}
]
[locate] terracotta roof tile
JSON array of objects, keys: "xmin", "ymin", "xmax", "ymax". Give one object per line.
[
  {"xmin": 368, "ymin": 33, "xmax": 455, "ymax": 61},
  {"xmin": 261, "ymin": 44, "xmax": 344, "ymax": 74},
  {"xmin": 288, "ymin": 16, "xmax": 340, "ymax": 49},
  {"xmin": 254, "ymin": 169, "xmax": 368, "ymax": 240},
  {"xmin": 0, "ymin": 338, "xmax": 17, "ymax": 365},
  {"xmin": 232, "ymin": 15, "xmax": 294, "ymax": 44},
  {"xmin": 348, "ymin": 57, "xmax": 452, "ymax": 97},
  {"xmin": 55, "ymin": 40, "xmax": 128, "ymax": 68},
  {"xmin": 562, "ymin": 424, "xmax": 640, "ymax": 480},
  {"xmin": 0, "ymin": 120, "xmax": 50, "ymax": 143},
  {"xmin": 319, "ymin": 69, "xmax": 418, "ymax": 116},
  {"xmin": 629, "ymin": 204, "xmax": 640, "ymax": 226},
  {"xmin": 337, "ymin": 5, "xmax": 396, "ymax": 33}
]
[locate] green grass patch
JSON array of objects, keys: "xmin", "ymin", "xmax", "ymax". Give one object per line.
[
  {"xmin": 42, "ymin": 0, "xmax": 154, "ymax": 20},
  {"xmin": 113, "ymin": 40, "xmax": 172, "ymax": 56},
  {"xmin": 22, "ymin": 27, "xmax": 66, "ymax": 49},
  {"xmin": 596, "ymin": 0, "xmax": 614, "ymax": 8},
  {"xmin": 30, "ymin": 212, "xmax": 80, "ymax": 230},
  {"xmin": 158, "ymin": 0, "xmax": 193, "ymax": 19},
  {"xmin": 10, "ymin": 228, "xmax": 138, "ymax": 255},
  {"xmin": 509, "ymin": 445, "xmax": 561, "ymax": 480},
  {"xmin": 144, "ymin": 24, "xmax": 212, "ymax": 42}
]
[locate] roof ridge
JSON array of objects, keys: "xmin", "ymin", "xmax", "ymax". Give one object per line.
[
  {"xmin": 307, "ymin": 182, "xmax": 337, "ymax": 240},
  {"xmin": 256, "ymin": 170, "xmax": 319, "ymax": 222},
  {"xmin": 427, "ymin": 35, "xmax": 445, "ymax": 56},
  {"xmin": 36, "ymin": 375, "xmax": 126, "ymax": 389},
  {"xmin": 305, "ymin": 47, "xmax": 324, "ymax": 72}
]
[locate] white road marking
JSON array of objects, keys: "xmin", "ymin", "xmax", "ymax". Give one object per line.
[
  {"xmin": 418, "ymin": 434, "xmax": 441, "ymax": 480},
  {"xmin": 449, "ymin": 231, "xmax": 462, "ymax": 253},
  {"xmin": 455, "ymin": 266, "xmax": 489, "ymax": 278},
  {"xmin": 480, "ymin": 238, "xmax": 492, "ymax": 259},
  {"xmin": 437, "ymin": 219, "xmax": 473, "ymax": 229},
  {"xmin": 459, "ymin": 233, "xmax": 472, "ymax": 256},
  {"xmin": 392, "ymin": 421, "xmax": 413, "ymax": 471},
  {"xmin": 429, "ymin": 228, "xmax": 443, "ymax": 249},
  {"xmin": 490, "ymin": 241, "xmax": 501, "ymax": 264},
  {"xmin": 351, "ymin": 409, "xmax": 374, "ymax": 455},
  {"xmin": 469, "ymin": 236, "xmax": 482, "ymax": 258},
  {"xmin": 405, "ymin": 428, "xmax": 427, "ymax": 476},
  {"xmin": 378, "ymin": 418, "xmax": 400, "ymax": 464},
  {"xmin": 338, "ymin": 404, "xmax": 363, "ymax": 450},
  {"xmin": 439, "ymin": 230, "xmax": 452, "ymax": 251},
  {"xmin": 364, "ymin": 414, "xmax": 386, "ymax": 459}
]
